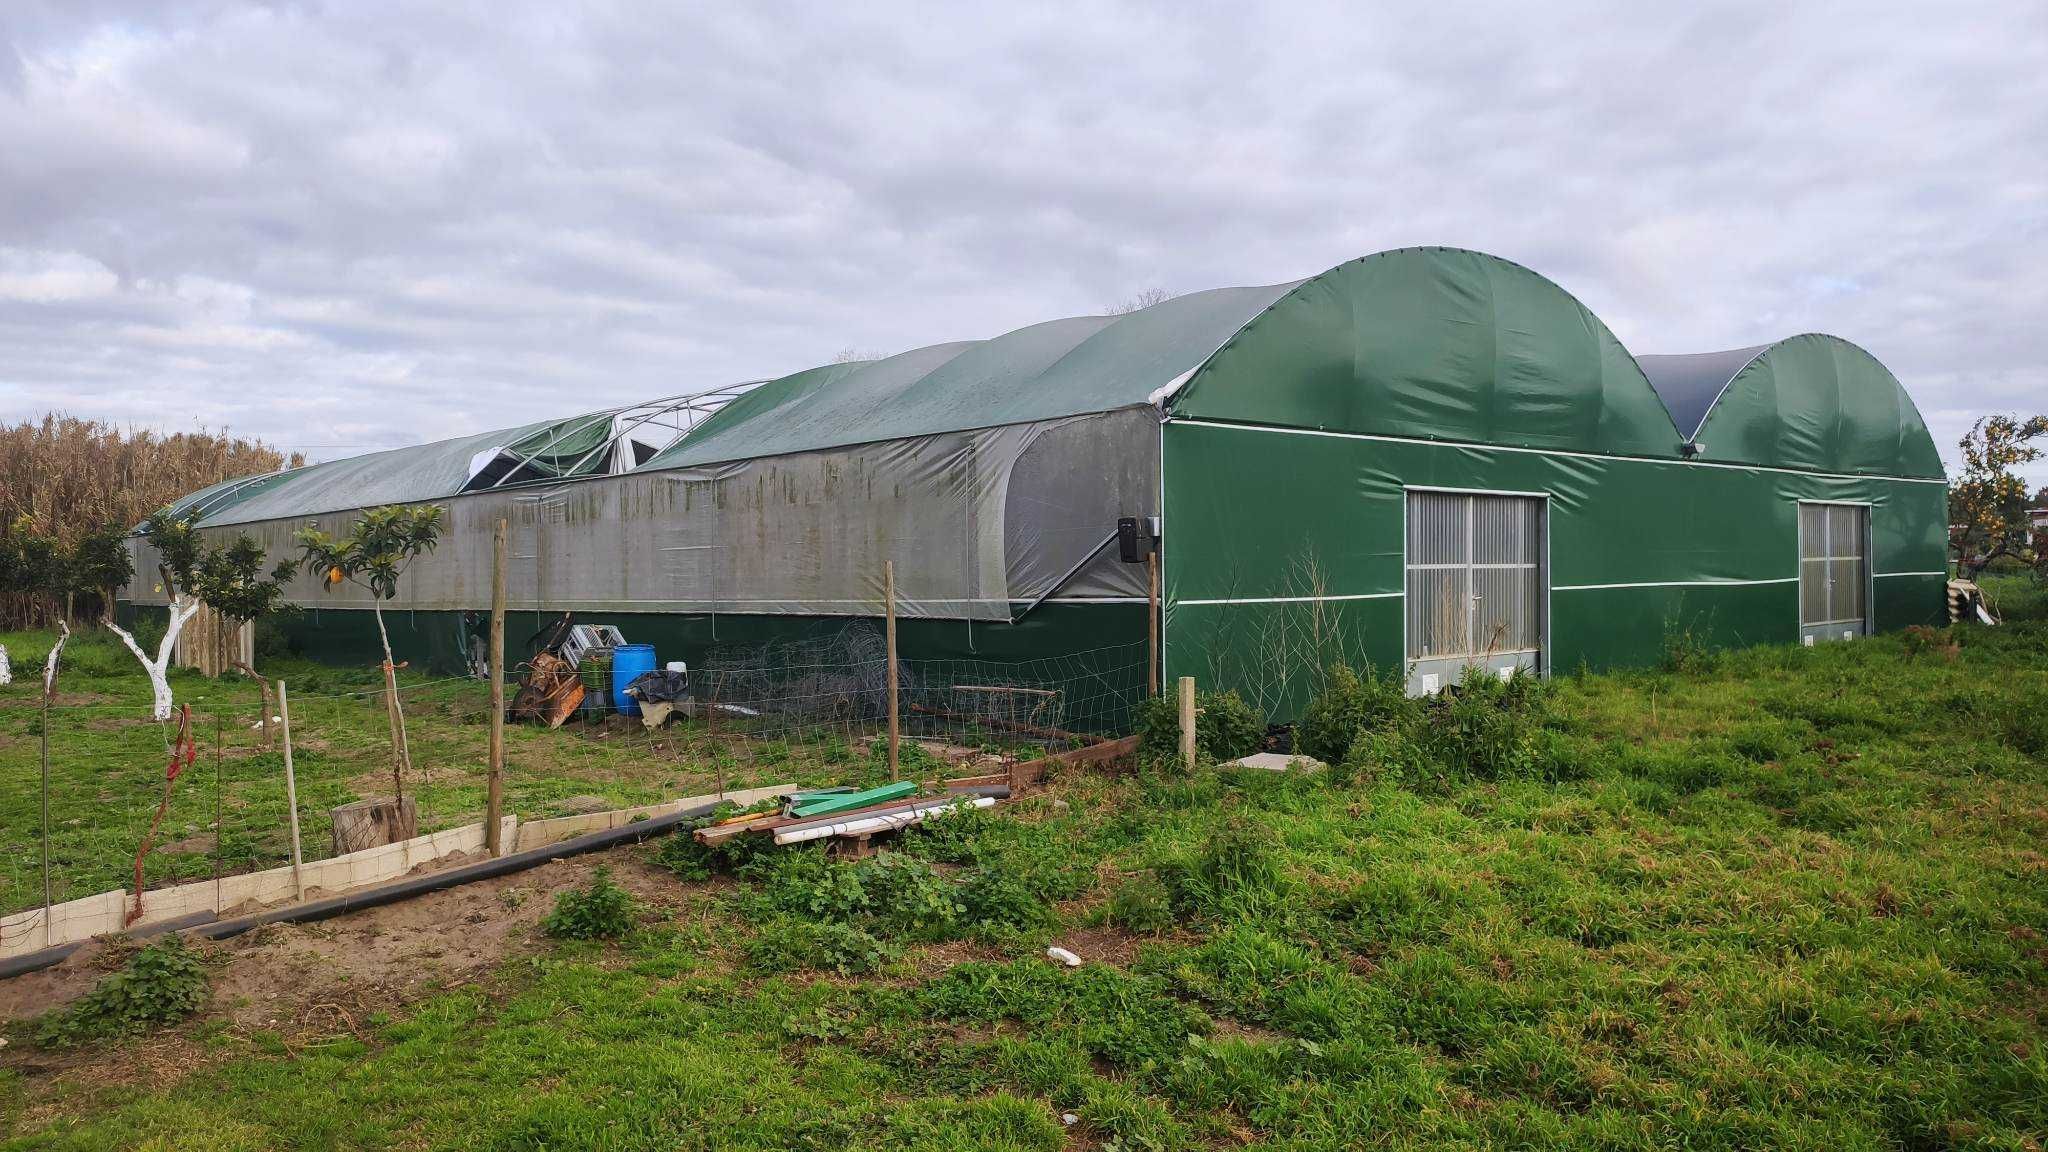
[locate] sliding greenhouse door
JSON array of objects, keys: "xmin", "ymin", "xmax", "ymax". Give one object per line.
[
  {"xmin": 1799, "ymin": 502, "xmax": 1869, "ymax": 643},
  {"xmin": 1405, "ymin": 490, "xmax": 1545, "ymax": 694}
]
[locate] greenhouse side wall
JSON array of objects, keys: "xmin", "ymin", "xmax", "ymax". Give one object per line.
[{"xmin": 1160, "ymin": 419, "xmax": 1948, "ymax": 719}]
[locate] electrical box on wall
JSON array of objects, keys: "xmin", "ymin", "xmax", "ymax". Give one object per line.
[{"xmin": 1116, "ymin": 516, "xmax": 1158, "ymax": 564}]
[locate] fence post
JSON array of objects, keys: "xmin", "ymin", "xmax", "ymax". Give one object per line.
[
  {"xmin": 279, "ymin": 681, "xmax": 305, "ymax": 901},
  {"xmin": 213, "ymin": 711, "xmax": 223, "ymax": 915},
  {"xmin": 885, "ymin": 559, "xmax": 899, "ymax": 782},
  {"xmin": 486, "ymin": 517, "xmax": 507, "ymax": 856},
  {"xmin": 1147, "ymin": 551, "xmax": 1159, "ymax": 698},
  {"xmin": 1177, "ymin": 675, "xmax": 1196, "ymax": 770},
  {"xmin": 39, "ymin": 684, "xmax": 51, "ymax": 949}
]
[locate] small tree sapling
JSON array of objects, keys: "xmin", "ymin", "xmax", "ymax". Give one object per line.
[
  {"xmin": 106, "ymin": 512, "xmax": 294, "ymax": 721},
  {"xmin": 294, "ymin": 505, "xmax": 444, "ymax": 802}
]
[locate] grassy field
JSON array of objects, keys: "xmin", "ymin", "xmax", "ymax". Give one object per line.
[
  {"xmin": 0, "ymin": 629, "xmax": 876, "ymax": 918},
  {"xmin": 3, "ymin": 583, "xmax": 2046, "ymax": 1150}
]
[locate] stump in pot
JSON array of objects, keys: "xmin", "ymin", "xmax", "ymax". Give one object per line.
[{"xmin": 330, "ymin": 796, "xmax": 419, "ymax": 855}]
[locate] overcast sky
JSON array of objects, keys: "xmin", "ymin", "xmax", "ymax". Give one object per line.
[{"xmin": 1, "ymin": 1, "xmax": 2042, "ymax": 484}]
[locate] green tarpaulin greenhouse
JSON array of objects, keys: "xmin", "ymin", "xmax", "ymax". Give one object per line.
[{"xmin": 125, "ymin": 247, "xmax": 1947, "ymax": 718}]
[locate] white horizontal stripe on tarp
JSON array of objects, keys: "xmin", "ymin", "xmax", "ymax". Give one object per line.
[
  {"xmin": 1175, "ymin": 592, "xmax": 1403, "ymax": 607},
  {"xmin": 1551, "ymin": 578, "xmax": 1799, "ymax": 591}
]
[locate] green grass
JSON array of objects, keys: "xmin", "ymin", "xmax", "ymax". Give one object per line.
[
  {"xmin": 5, "ymin": 608, "xmax": 2048, "ymax": 1149},
  {"xmin": 0, "ymin": 627, "xmax": 851, "ymax": 917}
]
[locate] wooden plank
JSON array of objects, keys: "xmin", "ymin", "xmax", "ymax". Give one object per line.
[
  {"xmin": 692, "ymin": 794, "xmax": 928, "ymax": 845},
  {"xmin": 1010, "ymin": 734, "xmax": 1139, "ymax": 788}
]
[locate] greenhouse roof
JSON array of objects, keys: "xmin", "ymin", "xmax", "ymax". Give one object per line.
[
  {"xmin": 647, "ymin": 282, "xmax": 1298, "ymax": 468},
  {"xmin": 170, "ymin": 248, "xmax": 1942, "ymax": 529},
  {"xmin": 1637, "ymin": 345, "xmax": 1773, "ymax": 440}
]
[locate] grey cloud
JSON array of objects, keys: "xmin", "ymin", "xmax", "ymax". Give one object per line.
[{"xmin": 0, "ymin": 0, "xmax": 2042, "ymax": 485}]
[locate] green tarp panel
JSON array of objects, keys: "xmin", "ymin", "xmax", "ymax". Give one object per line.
[
  {"xmin": 1161, "ymin": 420, "xmax": 1948, "ymax": 718},
  {"xmin": 648, "ymin": 284, "xmax": 1298, "ymax": 468},
  {"xmin": 1169, "ymin": 248, "xmax": 1685, "ymax": 459},
  {"xmin": 493, "ymin": 414, "xmax": 619, "ymax": 479},
  {"xmin": 1644, "ymin": 335, "xmax": 1947, "ymax": 479}
]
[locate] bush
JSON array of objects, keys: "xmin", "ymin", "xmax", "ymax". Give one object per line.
[
  {"xmin": 746, "ymin": 918, "xmax": 897, "ymax": 975},
  {"xmin": 958, "ymin": 868, "xmax": 1053, "ymax": 937},
  {"xmin": 764, "ymin": 851, "xmax": 965, "ymax": 940},
  {"xmin": 36, "ymin": 936, "xmax": 208, "ymax": 1046},
  {"xmin": 1135, "ymin": 688, "xmax": 1264, "ymax": 764},
  {"xmin": 1295, "ymin": 662, "xmax": 1409, "ymax": 765},
  {"xmin": 655, "ymin": 804, "xmax": 780, "ymax": 880},
  {"xmin": 542, "ymin": 867, "xmax": 639, "ymax": 940},
  {"xmin": 1154, "ymin": 816, "xmax": 1288, "ymax": 918},
  {"xmin": 1344, "ymin": 667, "xmax": 1561, "ymax": 786},
  {"xmin": 1104, "ymin": 874, "xmax": 1175, "ymax": 935}
]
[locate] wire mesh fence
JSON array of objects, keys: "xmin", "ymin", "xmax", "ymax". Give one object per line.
[{"xmin": 0, "ymin": 626, "xmax": 1148, "ymax": 926}]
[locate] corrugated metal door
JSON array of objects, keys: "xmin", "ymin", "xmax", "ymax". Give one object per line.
[
  {"xmin": 1799, "ymin": 502, "xmax": 1868, "ymax": 643},
  {"xmin": 1405, "ymin": 491, "xmax": 1544, "ymax": 693}
]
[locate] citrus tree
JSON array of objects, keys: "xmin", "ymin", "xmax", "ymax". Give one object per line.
[
  {"xmin": 1948, "ymin": 413, "xmax": 2048, "ymax": 580},
  {"xmin": 107, "ymin": 512, "xmax": 294, "ymax": 720},
  {"xmin": 294, "ymin": 505, "xmax": 444, "ymax": 801}
]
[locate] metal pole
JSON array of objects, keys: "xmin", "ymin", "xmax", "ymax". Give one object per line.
[
  {"xmin": 486, "ymin": 518, "xmax": 507, "ymax": 856},
  {"xmin": 885, "ymin": 559, "xmax": 899, "ymax": 782},
  {"xmin": 279, "ymin": 681, "xmax": 304, "ymax": 901},
  {"xmin": 1177, "ymin": 676, "xmax": 1196, "ymax": 770}
]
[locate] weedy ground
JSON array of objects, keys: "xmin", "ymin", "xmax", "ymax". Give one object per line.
[
  {"xmin": 0, "ymin": 630, "xmax": 925, "ymax": 918},
  {"xmin": 1, "ymin": 580, "xmax": 2044, "ymax": 1151}
]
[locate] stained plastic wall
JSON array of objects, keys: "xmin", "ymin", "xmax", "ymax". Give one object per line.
[{"xmin": 128, "ymin": 410, "xmax": 1157, "ymax": 623}]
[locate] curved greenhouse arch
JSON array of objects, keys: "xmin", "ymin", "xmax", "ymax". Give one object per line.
[
  {"xmin": 1640, "ymin": 334, "xmax": 1944, "ymax": 480},
  {"xmin": 1169, "ymin": 246, "xmax": 1686, "ymax": 459}
]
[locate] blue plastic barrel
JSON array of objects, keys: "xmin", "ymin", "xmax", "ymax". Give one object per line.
[{"xmin": 609, "ymin": 643, "xmax": 657, "ymax": 716}]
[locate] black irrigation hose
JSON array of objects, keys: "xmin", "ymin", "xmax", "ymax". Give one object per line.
[
  {"xmin": 0, "ymin": 911, "xmax": 218, "ymax": 982},
  {"xmin": 0, "ymin": 800, "xmax": 723, "ymax": 982}
]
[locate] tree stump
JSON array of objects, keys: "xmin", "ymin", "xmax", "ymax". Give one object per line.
[{"xmin": 330, "ymin": 797, "xmax": 418, "ymax": 855}]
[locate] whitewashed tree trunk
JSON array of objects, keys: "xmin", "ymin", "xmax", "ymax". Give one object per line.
[
  {"xmin": 0, "ymin": 643, "xmax": 11, "ymax": 686},
  {"xmin": 40, "ymin": 621, "xmax": 67, "ymax": 694},
  {"xmin": 108, "ymin": 596, "xmax": 203, "ymax": 720}
]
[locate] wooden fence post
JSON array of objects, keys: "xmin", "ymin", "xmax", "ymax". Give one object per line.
[
  {"xmin": 279, "ymin": 680, "xmax": 305, "ymax": 901},
  {"xmin": 486, "ymin": 518, "xmax": 507, "ymax": 856},
  {"xmin": 885, "ymin": 559, "xmax": 900, "ymax": 782},
  {"xmin": 1147, "ymin": 551, "xmax": 1159, "ymax": 698},
  {"xmin": 1177, "ymin": 675, "xmax": 1196, "ymax": 770}
]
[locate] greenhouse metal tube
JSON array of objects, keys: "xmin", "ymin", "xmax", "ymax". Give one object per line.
[{"xmin": 0, "ymin": 801, "xmax": 724, "ymax": 981}]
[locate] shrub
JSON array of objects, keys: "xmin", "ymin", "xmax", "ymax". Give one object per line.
[
  {"xmin": 655, "ymin": 804, "xmax": 779, "ymax": 880},
  {"xmin": 764, "ymin": 851, "xmax": 965, "ymax": 940},
  {"xmin": 746, "ymin": 919, "xmax": 897, "ymax": 975},
  {"xmin": 1343, "ymin": 667, "xmax": 1561, "ymax": 786},
  {"xmin": 957, "ymin": 868, "xmax": 1052, "ymax": 937},
  {"xmin": 1104, "ymin": 874, "xmax": 1175, "ymax": 935},
  {"xmin": 1660, "ymin": 606, "xmax": 1719, "ymax": 673},
  {"xmin": 1135, "ymin": 688, "xmax": 1264, "ymax": 764},
  {"xmin": 36, "ymin": 936, "xmax": 208, "ymax": 1046},
  {"xmin": 1295, "ymin": 662, "xmax": 1409, "ymax": 765},
  {"xmin": 543, "ymin": 867, "xmax": 638, "ymax": 940},
  {"xmin": 1154, "ymin": 816, "xmax": 1288, "ymax": 918}
]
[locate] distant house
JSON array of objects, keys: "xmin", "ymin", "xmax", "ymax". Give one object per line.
[{"xmin": 2029, "ymin": 508, "xmax": 2048, "ymax": 531}]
